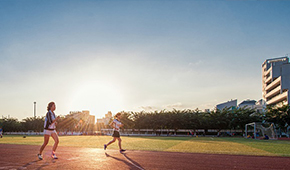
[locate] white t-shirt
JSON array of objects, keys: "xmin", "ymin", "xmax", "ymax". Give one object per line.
[{"xmin": 112, "ymin": 119, "xmax": 122, "ymax": 132}]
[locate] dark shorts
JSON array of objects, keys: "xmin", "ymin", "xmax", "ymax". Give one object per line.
[{"xmin": 112, "ymin": 131, "xmax": 120, "ymax": 138}]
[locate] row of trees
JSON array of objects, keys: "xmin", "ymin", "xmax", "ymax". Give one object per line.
[
  {"xmin": 111, "ymin": 105, "xmax": 290, "ymax": 134},
  {"xmin": 117, "ymin": 107, "xmax": 261, "ymax": 133},
  {"xmin": 1, "ymin": 105, "xmax": 289, "ymax": 134},
  {"xmin": 0, "ymin": 116, "xmax": 95, "ymax": 133},
  {"xmin": 0, "ymin": 117, "xmax": 47, "ymax": 132}
]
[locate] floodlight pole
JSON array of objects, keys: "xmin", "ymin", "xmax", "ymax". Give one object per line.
[{"xmin": 34, "ymin": 102, "xmax": 36, "ymax": 117}]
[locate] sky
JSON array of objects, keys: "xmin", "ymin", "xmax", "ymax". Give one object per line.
[{"xmin": 1, "ymin": 0, "xmax": 290, "ymax": 121}]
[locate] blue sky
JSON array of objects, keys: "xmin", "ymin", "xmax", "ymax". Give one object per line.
[{"xmin": 1, "ymin": 0, "xmax": 290, "ymax": 120}]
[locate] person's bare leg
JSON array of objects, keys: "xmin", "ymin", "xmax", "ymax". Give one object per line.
[
  {"xmin": 39, "ymin": 135, "xmax": 50, "ymax": 155},
  {"xmin": 51, "ymin": 133, "xmax": 59, "ymax": 152},
  {"xmin": 117, "ymin": 137, "xmax": 122, "ymax": 150},
  {"xmin": 106, "ymin": 137, "xmax": 117, "ymax": 146}
]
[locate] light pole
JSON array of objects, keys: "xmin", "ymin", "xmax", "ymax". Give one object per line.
[{"xmin": 34, "ymin": 102, "xmax": 36, "ymax": 117}]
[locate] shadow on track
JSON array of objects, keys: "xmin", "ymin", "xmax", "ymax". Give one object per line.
[
  {"xmin": 122, "ymin": 153, "xmax": 144, "ymax": 170},
  {"xmin": 35, "ymin": 159, "xmax": 57, "ymax": 170},
  {"xmin": 105, "ymin": 152, "xmax": 144, "ymax": 170},
  {"xmin": 18, "ymin": 160, "xmax": 41, "ymax": 170},
  {"xmin": 18, "ymin": 159, "xmax": 57, "ymax": 170}
]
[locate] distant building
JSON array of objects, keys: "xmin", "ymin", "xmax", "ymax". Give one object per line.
[
  {"xmin": 204, "ymin": 109, "xmax": 210, "ymax": 113},
  {"xmin": 255, "ymin": 99, "xmax": 266, "ymax": 113},
  {"xmin": 262, "ymin": 56, "xmax": 290, "ymax": 107},
  {"xmin": 238, "ymin": 99, "xmax": 266, "ymax": 113},
  {"xmin": 238, "ymin": 100, "xmax": 256, "ymax": 109},
  {"xmin": 67, "ymin": 110, "xmax": 95, "ymax": 125},
  {"xmin": 216, "ymin": 99, "xmax": 237, "ymax": 110},
  {"xmin": 216, "ymin": 98, "xmax": 266, "ymax": 113},
  {"xmin": 64, "ymin": 110, "xmax": 96, "ymax": 133},
  {"xmin": 97, "ymin": 111, "xmax": 113, "ymax": 125}
]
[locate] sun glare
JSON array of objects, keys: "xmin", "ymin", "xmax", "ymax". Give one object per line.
[{"xmin": 69, "ymin": 81, "xmax": 124, "ymax": 118}]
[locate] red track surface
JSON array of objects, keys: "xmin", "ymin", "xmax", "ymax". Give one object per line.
[{"xmin": 0, "ymin": 144, "xmax": 290, "ymax": 170}]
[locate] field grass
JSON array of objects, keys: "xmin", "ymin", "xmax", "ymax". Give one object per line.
[{"xmin": 1, "ymin": 135, "xmax": 290, "ymax": 157}]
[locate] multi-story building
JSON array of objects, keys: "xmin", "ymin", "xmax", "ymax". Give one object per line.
[{"xmin": 262, "ymin": 56, "xmax": 290, "ymax": 107}]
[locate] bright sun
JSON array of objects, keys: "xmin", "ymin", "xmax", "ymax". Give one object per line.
[{"xmin": 69, "ymin": 80, "xmax": 124, "ymax": 118}]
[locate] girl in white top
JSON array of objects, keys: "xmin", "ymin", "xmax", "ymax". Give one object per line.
[
  {"xmin": 104, "ymin": 112, "xmax": 126, "ymax": 153},
  {"xmin": 38, "ymin": 102, "xmax": 60, "ymax": 160}
]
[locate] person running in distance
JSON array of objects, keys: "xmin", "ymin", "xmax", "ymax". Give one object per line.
[
  {"xmin": 38, "ymin": 102, "xmax": 60, "ymax": 160},
  {"xmin": 0, "ymin": 127, "xmax": 3, "ymax": 138},
  {"xmin": 104, "ymin": 112, "xmax": 126, "ymax": 153}
]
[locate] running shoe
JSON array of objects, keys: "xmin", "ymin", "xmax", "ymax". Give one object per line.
[
  {"xmin": 104, "ymin": 144, "xmax": 107, "ymax": 150},
  {"xmin": 119, "ymin": 149, "xmax": 126, "ymax": 153},
  {"xmin": 37, "ymin": 154, "xmax": 43, "ymax": 160},
  {"xmin": 51, "ymin": 152, "xmax": 58, "ymax": 159}
]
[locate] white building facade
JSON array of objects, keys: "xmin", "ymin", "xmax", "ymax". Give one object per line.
[{"xmin": 262, "ymin": 56, "xmax": 290, "ymax": 107}]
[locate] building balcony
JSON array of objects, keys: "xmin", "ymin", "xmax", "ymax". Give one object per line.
[
  {"xmin": 265, "ymin": 76, "xmax": 281, "ymax": 91},
  {"xmin": 264, "ymin": 67, "xmax": 272, "ymax": 77},
  {"xmin": 265, "ymin": 85, "xmax": 281, "ymax": 99},
  {"xmin": 265, "ymin": 76, "xmax": 272, "ymax": 84},
  {"xmin": 267, "ymin": 91, "xmax": 288, "ymax": 105}
]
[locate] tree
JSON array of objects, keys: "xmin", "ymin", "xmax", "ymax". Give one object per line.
[
  {"xmin": 231, "ymin": 107, "xmax": 261, "ymax": 133},
  {"xmin": 0, "ymin": 118, "xmax": 22, "ymax": 132},
  {"xmin": 57, "ymin": 116, "xmax": 79, "ymax": 132},
  {"xmin": 22, "ymin": 117, "xmax": 45, "ymax": 132},
  {"xmin": 119, "ymin": 111, "xmax": 135, "ymax": 129},
  {"xmin": 186, "ymin": 109, "xmax": 203, "ymax": 131},
  {"xmin": 131, "ymin": 111, "xmax": 148, "ymax": 129},
  {"xmin": 264, "ymin": 104, "xmax": 290, "ymax": 134},
  {"xmin": 208, "ymin": 108, "xmax": 231, "ymax": 132}
]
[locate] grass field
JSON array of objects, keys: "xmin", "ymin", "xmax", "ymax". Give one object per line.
[{"xmin": 1, "ymin": 135, "xmax": 290, "ymax": 157}]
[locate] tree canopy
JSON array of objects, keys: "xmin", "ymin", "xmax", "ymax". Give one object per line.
[{"xmin": 1, "ymin": 105, "xmax": 289, "ymax": 135}]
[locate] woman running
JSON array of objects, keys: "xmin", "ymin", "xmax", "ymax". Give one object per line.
[
  {"xmin": 38, "ymin": 102, "xmax": 60, "ymax": 160},
  {"xmin": 104, "ymin": 112, "xmax": 126, "ymax": 153}
]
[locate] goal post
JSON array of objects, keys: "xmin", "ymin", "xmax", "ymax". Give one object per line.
[{"xmin": 245, "ymin": 122, "xmax": 278, "ymax": 139}]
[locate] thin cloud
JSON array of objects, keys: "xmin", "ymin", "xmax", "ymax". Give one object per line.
[
  {"xmin": 139, "ymin": 106, "xmax": 154, "ymax": 111},
  {"xmin": 163, "ymin": 102, "xmax": 183, "ymax": 109},
  {"xmin": 188, "ymin": 60, "xmax": 203, "ymax": 66}
]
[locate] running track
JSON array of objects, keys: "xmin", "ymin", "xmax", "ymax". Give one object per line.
[{"xmin": 0, "ymin": 144, "xmax": 290, "ymax": 170}]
